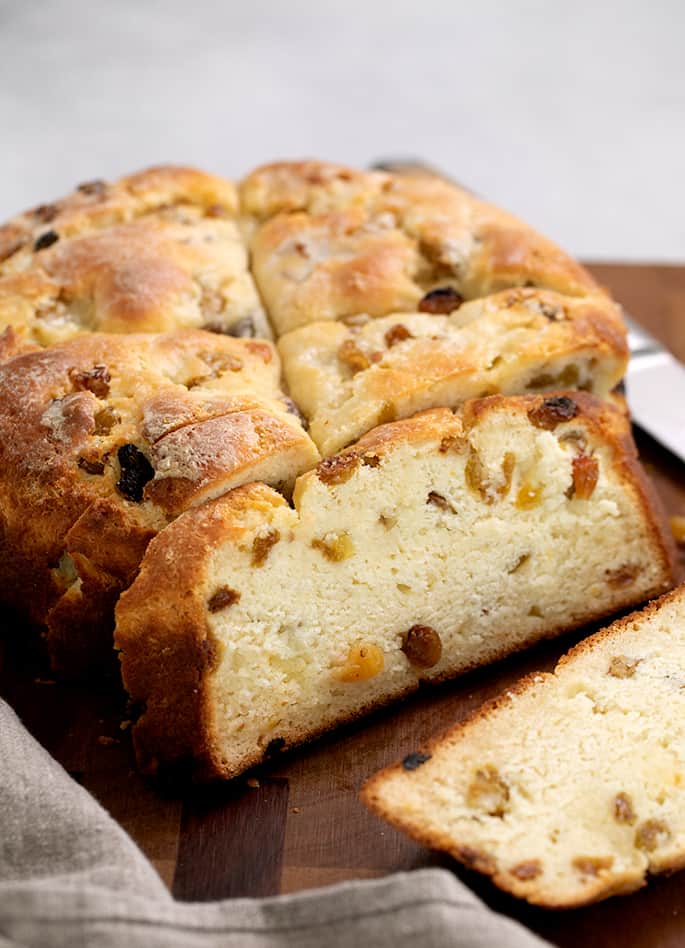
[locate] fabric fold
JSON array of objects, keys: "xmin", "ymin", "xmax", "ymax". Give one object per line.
[{"xmin": 0, "ymin": 700, "xmax": 550, "ymax": 948}]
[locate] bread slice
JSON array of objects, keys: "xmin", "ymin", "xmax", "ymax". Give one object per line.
[
  {"xmin": 363, "ymin": 586, "xmax": 685, "ymax": 908},
  {"xmin": 0, "ymin": 165, "xmax": 271, "ymax": 350},
  {"xmin": 243, "ymin": 161, "xmax": 600, "ymax": 335},
  {"xmin": 0, "ymin": 330, "xmax": 318, "ymax": 672},
  {"xmin": 114, "ymin": 392, "xmax": 675, "ymax": 780},
  {"xmin": 278, "ymin": 288, "xmax": 627, "ymax": 454}
]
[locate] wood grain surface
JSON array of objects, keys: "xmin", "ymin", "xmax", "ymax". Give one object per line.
[{"xmin": 1, "ymin": 263, "xmax": 684, "ymax": 947}]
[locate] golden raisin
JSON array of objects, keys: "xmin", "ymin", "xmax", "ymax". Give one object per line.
[
  {"xmin": 635, "ymin": 819, "xmax": 671, "ymax": 852},
  {"xmin": 251, "ymin": 529, "xmax": 280, "ymax": 567},
  {"xmin": 606, "ymin": 564, "xmax": 641, "ymax": 589},
  {"xmin": 510, "ymin": 860, "xmax": 542, "ymax": 881},
  {"xmin": 570, "ymin": 454, "xmax": 599, "ymax": 499},
  {"xmin": 670, "ymin": 515, "xmax": 685, "ymax": 546},
  {"xmin": 613, "ymin": 792, "xmax": 636, "ymax": 825},
  {"xmin": 401, "ymin": 625, "xmax": 442, "ymax": 668},
  {"xmin": 316, "ymin": 453, "xmax": 360, "ymax": 485},
  {"xmin": 516, "ymin": 481, "xmax": 543, "ymax": 510},
  {"xmin": 466, "ymin": 765, "xmax": 510, "ymax": 817},
  {"xmin": 465, "ymin": 450, "xmax": 515, "ymax": 504},
  {"xmin": 608, "ymin": 655, "xmax": 640, "ymax": 679},
  {"xmin": 338, "ymin": 339, "xmax": 371, "ymax": 373},
  {"xmin": 572, "ymin": 855, "xmax": 614, "ymax": 877},
  {"xmin": 69, "ymin": 364, "xmax": 111, "ymax": 398},
  {"xmin": 311, "ymin": 532, "xmax": 355, "ymax": 562},
  {"xmin": 94, "ymin": 406, "xmax": 119, "ymax": 435},
  {"xmin": 335, "ymin": 642, "xmax": 384, "ymax": 682},
  {"xmin": 208, "ymin": 586, "xmax": 240, "ymax": 612},
  {"xmin": 528, "ymin": 396, "xmax": 579, "ymax": 430},
  {"xmin": 439, "ymin": 434, "xmax": 467, "ymax": 454},
  {"xmin": 384, "ymin": 323, "xmax": 413, "ymax": 347}
]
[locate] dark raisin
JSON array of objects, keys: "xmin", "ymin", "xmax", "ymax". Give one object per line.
[
  {"xmin": 115, "ymin": 444, "xmax": 154, "ymax": 502},
  {"xmin": 540, "ymin": 302, "xmax": 563, "ymax": 320},
  {"xmin": 426, "ymin": 491, "xmax": 455, "ymax": 513},
  {"xmin": 402, "ymin": 625, "xmax": 443, "ymax": 668},
  {"xmin": 418, "ymin": 286, "xmax": 463, "ymax": 314},
  {"xmin": 282, "ymin": 397, "xmax": 308, "ymax": 429},
  {"xmin": 208, "ymin": 586, "xmax": 241, "ymax": 612},
  {"xmin": 527, "ymin": 396, "xmax": 579, "ymax": 430},
  {"xmin": 205, "ymin": 203, "xmax": 230, "ymax": 218},
  {"xmin": 77, "ymin": 179, "xmax": 107, "ymax": 197},
  {"xmin": 34, "ymin": 230, "xmax": 59, "ymax": 252},
  {"xmin": 68, "ymin": 364, "xmax": 111, "ymax": 398},
  {"xmin": 402, "ymin": 752, "xmax": 431, "ymax": 771},
  {"xmin": 206, "ymin": 316, "xmax": 256, "ymax": 338},
  {"xmin": 32, "ymin": 203, "xmax": 59, "ymax": 223},
  {"xmin": 264, "ymin": 737, "xmax": 286, "ymax": 759},
  {"xmin": 338, "ymin": 339, "xmax": 371, "ymax": 373},
  {"xmin": 78, "ymin": 457, "xmax": 105, "ymax": 475}
]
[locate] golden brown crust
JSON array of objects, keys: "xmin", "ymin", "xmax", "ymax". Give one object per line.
[
  {"xmin": 0, "ymin": 330, "xmax": 316, "ymax": 671},
  {"xmin": 243, "ymin": 160, "xmax": 603, "ymax": 335},
  {"xmin": 115, "ymin": 483, "xmax": 285, "ymax": 776},
  {"xmin": 0, "ymin": 165, "xmax": 270, "ymax": 348}
]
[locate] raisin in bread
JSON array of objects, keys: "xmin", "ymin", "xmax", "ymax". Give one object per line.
[
  {"xmin": 114, "ymin": 392, "xmax": 675, "ymax": 779},
  {"xmin": 363, "ymin": 585, "xmax": 685, "ymax": 908},
  {"xmin": 0, "ymin": 330, "xmax": 317, "ymax": 672},
  {"xmin": 0, "ymin": 165, "xmax": 270, "ymax": 353}
]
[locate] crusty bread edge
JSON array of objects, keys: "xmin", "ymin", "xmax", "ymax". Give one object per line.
[{"xmin": 361, "ymin": 583, "xmax": 685, "ymax": 909}]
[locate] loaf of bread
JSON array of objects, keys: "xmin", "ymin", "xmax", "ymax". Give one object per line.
[
  {"xmin": 115, "ymin": 392, "xmax": 675, "ymax": 779},
  {"xmin": 363, "ymin": 585, "xmax": 685, "ymax": 908},
  {"xmin": 0, "ymin": 330, "xmax": 317, "ymax": 671},
  {"xmin": 0, "ymin": 159, "xmax": 672, "ymax": 756}
]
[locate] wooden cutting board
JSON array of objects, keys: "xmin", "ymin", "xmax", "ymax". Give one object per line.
[{"xmin": 1, "ymin": 263, "xmax": 684, "ymax": 948}]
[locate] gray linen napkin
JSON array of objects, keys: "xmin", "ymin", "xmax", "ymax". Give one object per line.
[{"xmin": 0, "ymin": 700, "xmax": 550, "ymax": 948}]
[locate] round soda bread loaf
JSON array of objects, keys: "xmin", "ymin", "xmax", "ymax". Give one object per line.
[
  {"xmin": 0, "ymin": 165, "xmax": 271, "ymax": 354},
  {"xmin": 0, "ymin": 330, "xmax": 318, "ymax": 672},
  {"xmin": 362, "ymin": 584, "xmax": 685, "ymax": 909},
  {"xmin": 114, "ymin": 392, "xmax": 675, "ymax": 779},
  {"xmin": 0, "ymin": 160, "xmax": 666, "ymax": 706}
]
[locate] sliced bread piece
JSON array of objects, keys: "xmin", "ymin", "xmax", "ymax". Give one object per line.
[
  {"xmin": 114, "ymin": 392, "xmax": 675, "ymax": 779},
  {"xmin": 243, "ymin": 161, "xmax": 600, "ymax": 334},
  {"xmin": 363, "ymin": 585, "xmax": 685, "ymax": 908},
  {"xmin": 278, "ymin": 287, "xmax": 627, "ymax": 454}
]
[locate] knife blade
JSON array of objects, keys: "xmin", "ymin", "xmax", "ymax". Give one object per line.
[
  {"xmin": 371, "ymin": 157, "xmax": 685, "ymax": 463},
  {"xmin": 624, "ymin": 316, "xmax": 685, "ymax": 462}
]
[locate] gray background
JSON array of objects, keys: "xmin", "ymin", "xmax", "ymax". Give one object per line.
[{"xmin": 1, "ymin": 0, "xmax": 683, "ymax": 260}]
